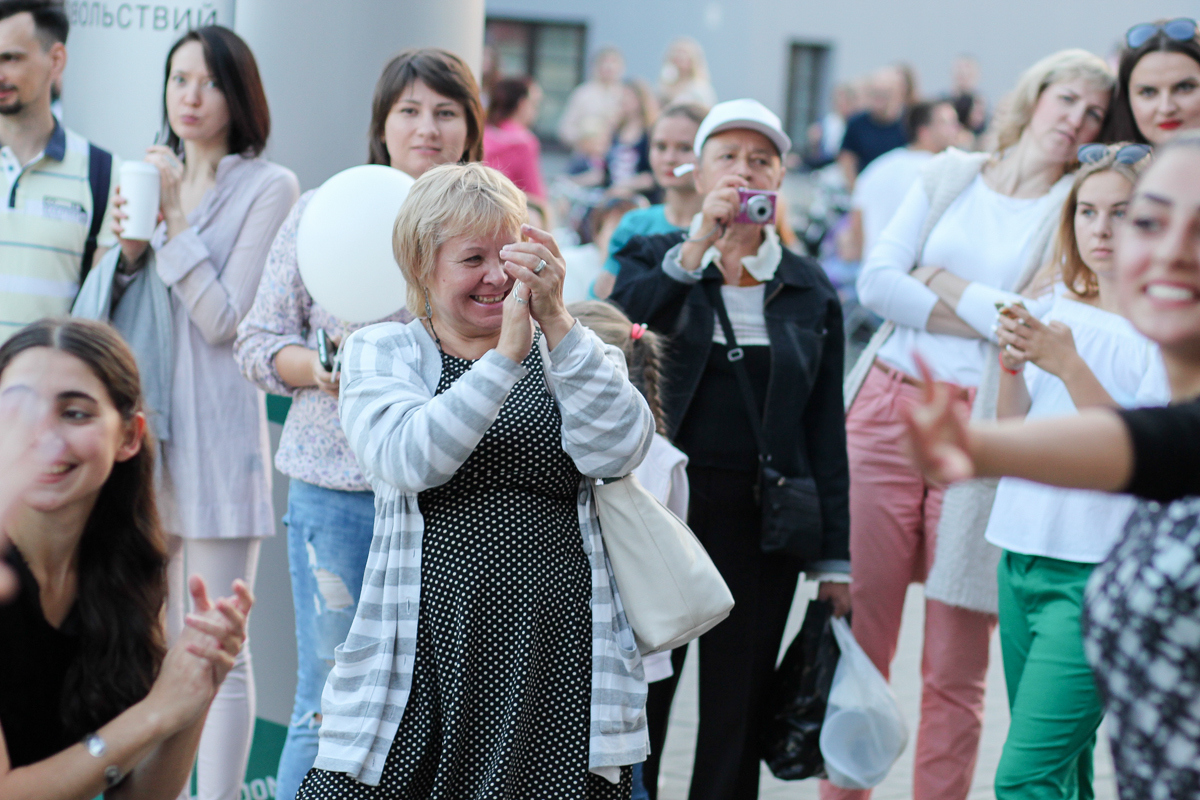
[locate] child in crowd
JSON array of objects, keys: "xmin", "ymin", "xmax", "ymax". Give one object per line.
[
  {"xmin": 567, "ymin": 300, "xmax": 687, "ymax": 800},
  {"xmin": 981, "ymin": 144, "xmax": 1159, "ymax": 799},
  {"xmin": 593, "ymin": 103, "xmax": 707, "ymax": 300}
]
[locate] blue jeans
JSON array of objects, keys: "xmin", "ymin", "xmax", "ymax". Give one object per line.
[
  {"xmin": 275, "ymin": 479, "xmax": 375, "ymax": 800},
  {"xmin": 631, "ymin": 762, "xmax": 650, "ymax": 800}
]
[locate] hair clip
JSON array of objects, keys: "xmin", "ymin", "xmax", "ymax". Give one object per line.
[{"xmin": 630, "ymin": 323, "xmax": 647, "ymax": 340}]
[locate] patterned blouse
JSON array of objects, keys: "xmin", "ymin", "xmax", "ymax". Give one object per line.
[{"xmin": 235, "ymin": 190, "xmax": 411, "ymax": 492}]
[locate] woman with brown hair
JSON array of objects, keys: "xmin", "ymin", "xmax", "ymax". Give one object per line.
[
  {"xmin": 0, "ymin": 318, "xmax": 252, "ymax": 800},
  {"xmin": 109, "ymin": 25, "xmax": 299, "ymax": 800},
  {"xmin": 234, "ymin": 47, "xmax": 483, "ymax": 800},
  {"xmin": 484, "ymin": 76, "xmax": 546, "ymax": 199},
  {"xmin": 1102, "ymin": 18, "xmax": 1200, "ymax": 145}
]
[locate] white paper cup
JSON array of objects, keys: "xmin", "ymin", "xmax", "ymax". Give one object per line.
[{"xmin": 118, "ymin": 161, "xmax": 162, "ymax": 241}]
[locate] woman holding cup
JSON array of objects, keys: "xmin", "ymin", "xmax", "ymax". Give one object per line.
[
  {"xmin": 110, "ymin": 25, "xmax": 300, "ymax": 800},
  {"xmin": 234, "ymin": 47, "xmax": 484, "ymax": 800}
]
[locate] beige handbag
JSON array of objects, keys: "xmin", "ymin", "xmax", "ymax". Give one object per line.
[{"xmin": 594, "ymin": 473, "xmax": 734, "ymax": 654}]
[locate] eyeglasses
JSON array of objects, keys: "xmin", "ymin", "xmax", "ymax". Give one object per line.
[
  {"xmin": 1126, "ymin": 18, "xmax": 1197, "ymax": 49},
  {"xmin": 1077, "ymin": 143, "xmax": 1153, "ymax": 165}
]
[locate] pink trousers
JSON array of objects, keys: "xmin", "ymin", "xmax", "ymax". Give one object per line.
[{"xmin": 820, "ymin": 365, "xmax": 996, "ymax": 800}]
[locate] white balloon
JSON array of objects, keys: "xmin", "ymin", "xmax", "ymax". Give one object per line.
[{"xmin": 297, "ymin": 165, "xmax": 415, "ymax": 323}]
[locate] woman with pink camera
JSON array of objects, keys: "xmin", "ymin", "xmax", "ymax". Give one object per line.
[
  {"xmin": 833, "ymin": 49, "xmax": 1113, "ymax": 800},
  {"xmin": 610, "ymin": 99, "xmax": 850, "ymax": 800}
]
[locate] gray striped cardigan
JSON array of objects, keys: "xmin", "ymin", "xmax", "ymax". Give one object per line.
[{"xmin": 315, "ymin": 318, "xmax": 655, "ymax": 786}]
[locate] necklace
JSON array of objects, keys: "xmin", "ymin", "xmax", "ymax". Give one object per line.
[{"xmin": 426, "ymin": 317, "xmax": 444, "ymax": 352}]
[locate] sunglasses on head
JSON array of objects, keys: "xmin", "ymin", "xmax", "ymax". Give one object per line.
[
  {"xmin": 1077, "ymin": 143, "xmax": 1153, "ymax": 165},
  {"xmin": 1126, "ymin": 18, "xmax": 1197, "ymax": 49}
]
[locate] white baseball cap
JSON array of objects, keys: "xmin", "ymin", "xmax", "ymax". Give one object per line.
[{"xmin": 694, "ymin": 99, "xmax": 792, "ymax": 158}]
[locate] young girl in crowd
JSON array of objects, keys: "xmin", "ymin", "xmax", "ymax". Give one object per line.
[
  {"xmin": 568, "ymin": 300, "xmax": 686, "ymax": 800},
  {"xmin": 906, "ymin": 132, "xmax": 1200, "ymax": 800},
  {"xmin": 592, "ymin": 103, "xmax": 707, "ymax": 300},
  {"xmin": 0, "ymin": 318, "xmax": 252, "ymax": 800},
  {"xmin": 982, "ymin": 144, "xmax": 1160, "ymax": 799},
  {"xmin": 234, "ymin": 48, "xmax": 483, "ymax": 800},
  {"xmin": 606, "ymin": 79, "xmax": 659, "ymax": 200},
  {"xmin": 110, "ymin": 26, "xmax": 300, "ymax": 800}
]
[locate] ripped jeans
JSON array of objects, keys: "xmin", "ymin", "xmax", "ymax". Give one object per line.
[{"xmin": 276, "ymin": 479, "xmax": 375, "ymax": 800}]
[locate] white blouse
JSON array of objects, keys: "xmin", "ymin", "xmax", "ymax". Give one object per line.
[
  {"xmin": 859, "ymin": 173, "xmax": 1069, "ymax": 386},
  {"xmin": 984, "ymin": 296, "xmax": 1169, "ymax": 563}
]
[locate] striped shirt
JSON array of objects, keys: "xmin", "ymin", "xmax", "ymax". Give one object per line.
[
  {"xmin": 317, "ymin": 318, "xmax": 655, "ymax": 786},
  {"xmin": 0, "ymin": 121, "xmax": 118, "ymax": 340}
]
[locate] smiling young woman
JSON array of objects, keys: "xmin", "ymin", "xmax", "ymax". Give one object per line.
[{"xmin": 0, "ymin": 318, "xmax": 253, "ymax": 800}]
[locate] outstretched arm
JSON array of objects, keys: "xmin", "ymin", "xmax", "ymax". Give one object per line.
[{"xmin": 904, "ymin": 354, "xmax": 1133, "ymax": 492}]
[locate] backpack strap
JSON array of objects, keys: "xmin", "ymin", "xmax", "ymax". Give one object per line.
[{"xmin": 81, "ymin": 143, "xmax": 113, "ymax": 284}]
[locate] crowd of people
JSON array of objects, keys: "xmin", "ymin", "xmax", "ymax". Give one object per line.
[{"xmin": 1, "ymin": 1, "xmax": 1200, "ymax": 799}]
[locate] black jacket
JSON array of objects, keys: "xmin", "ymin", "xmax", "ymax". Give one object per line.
[{"xmin": 610, "ymin": 232, "xmax": 850, "ymax": 566}]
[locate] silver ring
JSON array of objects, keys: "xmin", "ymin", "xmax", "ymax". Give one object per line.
[
  {"xmin": 534, "ymin": 259, "xmax": 547, "ymax": 274},
  {"xmin": 515, "ymin": 297, "xmax": 527, "ymax": 304}
]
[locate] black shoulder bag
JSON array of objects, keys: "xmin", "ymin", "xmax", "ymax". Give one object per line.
[{"xmin": 703, "ymin": 280, "xmax": 824, "ymax": 560}]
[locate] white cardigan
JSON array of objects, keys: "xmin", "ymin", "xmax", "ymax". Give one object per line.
[{"xmin": 316, "ymin": 319, "xmax": 655, "ymax": 785}]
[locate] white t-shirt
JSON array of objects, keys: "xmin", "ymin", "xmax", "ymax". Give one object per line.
[
  {"xmin": 859, "ymin": 173, "xmax": 1070, "ymax": 386},
  {"xmin": 633, "ymin": 432, "xmax": 689, "ymax": 681},
  {"xmin": 984, "ymin": 295, "xmax": 1170, "ymax": 563},
  {"xmin": 851, "ymin": 147, "xmax": 933, "ymax": 262}
]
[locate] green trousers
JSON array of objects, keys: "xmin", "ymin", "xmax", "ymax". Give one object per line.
[{"xmin": 995, "ymin": 551, "xmax": 1105, "ymax": 800}]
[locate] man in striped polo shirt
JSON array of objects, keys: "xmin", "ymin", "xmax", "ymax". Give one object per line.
[{"xmin": 0, "ymin": 0, "xmax": 118, "ymax": 341}]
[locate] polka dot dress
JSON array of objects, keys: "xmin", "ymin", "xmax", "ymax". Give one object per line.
[{"xmin": 298, "ymin": 338, "xmax": 631, "ymax": 800}]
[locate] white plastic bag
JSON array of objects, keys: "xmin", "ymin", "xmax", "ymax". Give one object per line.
[{"xmin": 819, "ymin": 617, "xmax": 908, "ymax": 789}]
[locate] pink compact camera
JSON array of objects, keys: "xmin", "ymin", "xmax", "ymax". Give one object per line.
[{"xmin": 735, "ymin": 188, "xmax": 777, "ymax": 225}]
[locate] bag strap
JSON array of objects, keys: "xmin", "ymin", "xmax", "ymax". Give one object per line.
[
  {"xmin": 81, "ymin": 143, "xmax": 113, "ymax": 284},
  {"xmin": 702, "ymin": 280, "xmax": 771, "ymax": 466}
]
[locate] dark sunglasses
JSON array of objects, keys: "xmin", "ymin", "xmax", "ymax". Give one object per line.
[
  {"xmin": 1126, "ymin": 18, "xmax": 1197, "ymax": 49},
  {"xmin": 1077, "ymin": 143, "xmax": 1153, "ymax": 165}
]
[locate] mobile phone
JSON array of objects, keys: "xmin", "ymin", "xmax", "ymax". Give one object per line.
[{"xmin": 316, "ymin": 329, "xmax": 337, "ymax": 373}]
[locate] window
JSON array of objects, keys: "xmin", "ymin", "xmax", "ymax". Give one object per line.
[
  {"xmin": 485, "ymin": 17, "xmax": 587, "ymax": 145},
  {"xmin": 785, "ymin": 42, "xmax": 832, "ymax": 151}
]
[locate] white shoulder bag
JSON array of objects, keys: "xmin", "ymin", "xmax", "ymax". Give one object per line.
[
  {"xmin": 536, "ymin": 333, "xmax": 733, "ymax": 655},
  {"xmin": 594, "ymin": 473, "xmax": 734, "ymax": 654}
]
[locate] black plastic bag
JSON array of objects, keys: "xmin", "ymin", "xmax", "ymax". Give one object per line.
[{"xmin": 761, "ymin": 598, "xmax": 841, "ymax": 780}]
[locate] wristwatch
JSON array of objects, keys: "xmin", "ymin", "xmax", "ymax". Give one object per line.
[{"xmin": 83, "ymin": 733, "xmax": 123, "ymax": 788}]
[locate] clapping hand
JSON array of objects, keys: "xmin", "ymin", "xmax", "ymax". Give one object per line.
[
  {"xmin": 146, "ymin": 576, "xmax": 254, "ymax": 731},
  {"xmin": 500, "ymin": 225, "xmax": 575, "ymax": 348}
]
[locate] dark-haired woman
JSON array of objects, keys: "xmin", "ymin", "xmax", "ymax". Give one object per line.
[
  {"xmin": 234, "ymin": 47, "xmax": 482, "ymax": 800},
  {"xmin": 0, "ymin": 318, "xmax": 253, "ymax": 800},
  {"xmin": 110, "ymin": 25, "xmax": 299, "ymax": 800},
  {"xmin": 1103, "ymin": 18, "xmax": 1200, "ymax": 145},
  {"xmin": 484, "ymin": 76, "xmax": 546, "ymax": 199}
]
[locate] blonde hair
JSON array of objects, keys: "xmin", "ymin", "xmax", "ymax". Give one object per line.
[
  {"xmin": 990, "ymin": 49, "xmax": 1114, "ymax": 153},
  {"xmin": 392, "ymin": 163, "xmax": 527, "ymax": 316},
  {"xmin": 567, "ymin": 301, "xmax": 667, "ymax": 435},
  {"xmin": 663, "ymin": 37, "xmax": 710, "ymax": 86},
  {"xmin": 1052, "ymin": 144, "xmax": 1150, "ymax": 298}
]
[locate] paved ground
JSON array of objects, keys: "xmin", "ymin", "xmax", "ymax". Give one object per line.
[{"xmin": 655, "ymin": 581, "xmax": 1117, "ymax": 799}]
